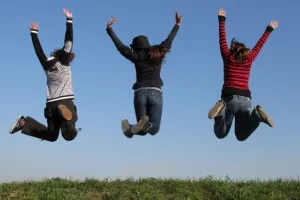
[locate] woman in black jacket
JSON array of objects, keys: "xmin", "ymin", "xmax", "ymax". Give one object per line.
[{"xmin": 106, "ymin": 12, "xmax": 181, "ymax": 138}]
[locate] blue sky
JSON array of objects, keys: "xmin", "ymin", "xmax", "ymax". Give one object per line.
[{"xmin": 0, "ymin": 0, "xmax": 299, "ymax": 182}]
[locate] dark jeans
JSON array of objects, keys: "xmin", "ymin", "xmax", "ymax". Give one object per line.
[
  {"xmin": 214, "ymin": 95, "xmax": 261, "ymax": 141},
  {"xmin": 22, "ymin": 99, "xmax": 78, "ymax": 142},
  {"xmin": 134, "ymin": 88, "xmax": 163, "ymax": 135}
]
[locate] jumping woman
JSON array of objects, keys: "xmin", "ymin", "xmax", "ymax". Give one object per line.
[
  {"xmin": 9, "ymin": 8, "xmax": 80, "ymax": 142},
  {"xmin": 106, "ymin": 12, "xmax": 181, "ymax": 138},
  {"xmin": 208, "ymin": 8, "xmax": 278, "ymax": 141}
]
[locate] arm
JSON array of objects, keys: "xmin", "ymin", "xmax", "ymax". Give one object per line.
[
  {"xmin": 30, "ymin": 29, "xmax": 48, "ymax": 68},
  {"xmin": 106, "ymin": 27, "xmax": 148, "ymax": 62},
  {"xmin": 160, "ymin": 24, "xmax": 180, "ymax": 49},
  {"xmin": 63, "ymin": 17, "xmax": 73, "ymax": 53},
  {"xmin": 218, "ymin": 16, "xmax": 230, "ymax": 57},
  {"xmin": 248, "ymin": 26, "xmax": 274, "ymax": 61}
]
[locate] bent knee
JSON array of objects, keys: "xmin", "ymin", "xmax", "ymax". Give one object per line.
[
  {"xmin": 48, "ymin": 135, "xmax": 59, "ymax": 142},
  {"xmin": 214, "ymin": 132, "xmax": 227, "ymax": 139},
  {"xmin": 62, "ymin": 131, "xmax": 78, "ymax": 141},
  {"xmin": 148, "ymin": 125, "xmax": 160, "ymax": 135},
  {"xmin": 214, "ymin": 127, "xmax": 228, "ymax": 139},
  {"xmin": 62, "ymin": 134, "xmax": 77, "ymax": 141},
  {"xmin": 235, "ymin": 135, "xmax": 248, "ymax": 142}
]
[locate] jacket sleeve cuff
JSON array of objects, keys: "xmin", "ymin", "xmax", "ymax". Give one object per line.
[
  {"xmin": 67, "ymin": 17, "xmax": 73, "ymax": 23},
  {"xmin": 218, "ymin": 16, "xmax": 226, "ymax": 22},
  {"xmin": 30, "ymin": 29, "xmax": 38, "ymax": 34},
  {"xmin": 266, "ymin": 26, "xmax": 274, "ymax": 33}
]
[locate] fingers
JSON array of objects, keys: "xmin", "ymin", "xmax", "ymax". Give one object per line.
[
  {"xmin": 269, "ymin": 20, "xmax": 279, "ymax": 29},
  {"xmin": 218, "ymin": 8, "xmax": 226, "ymax": 16},
  {"xmin": 63, "ymin": 8, "xmax": 72, "ymax": 17},
  {"xmin": 29, "ymin": 21, "xmax": 38, "ymax": 30},
  {"xmin": 107, "ymin": 17, "xmax": 117, "ymax": 28},
  {"xmin": 111, "ymin": 17, "xmax": 117, "ymax": 23}
]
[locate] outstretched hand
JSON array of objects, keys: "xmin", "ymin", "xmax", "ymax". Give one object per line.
[
  {"xmin": 218, "ymin": 8, "xmax": 226, "ymax": 17},
  {"xmin": 29, "ymin": 21, "xmax": 39, "ymax": 31},
  {"xmin": 63, "ymin": 8, "xmax": 72, "ymax": 19},
  {"xmin": 268, "ymin": 20, "xmax": 279, "ymax": 29},
  {"xmin": 175, "ymin": 12, "xmax": 181, "ymax": 25},
  {"xmin": 107, "ymin": 17, "xmax": 117, "ymax": 29}
]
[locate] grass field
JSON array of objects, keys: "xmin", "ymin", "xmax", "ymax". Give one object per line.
[{"xmin": 0, "ymin": 177, "xmax": 299, "ymax": 200}]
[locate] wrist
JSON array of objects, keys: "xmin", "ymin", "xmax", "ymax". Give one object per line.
[
  {"xmin": 30, "ymin": 29, "xmax": 38, "ymax": 34},
  {"xmin": 266, "ymin": 26, "xmax": 274, "ymax": 33}
]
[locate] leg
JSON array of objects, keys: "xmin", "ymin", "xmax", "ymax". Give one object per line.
[
  {"xmin": 129, "ymin": 89, "xmax": 149, "ymax": 136},
  {"xmin": 235, "ymin": 99, "xmax": 274, "ymax": 141},
  {"xmin": 146, "ymin": 89, "xmax": 163, "ymax": 135},
  {"xmin": 9, "ymin": 112, "xmax": 60, "ymax": 142},
  {"xmin": 60, "ymin": 100, "xmax": 79, "ymax": 141},
  {"xmin": 213, "ymin": 100, "xmax": 236, "ymax": 139},
  {"xmin": 234, "ymin": 98, "xmax": 259, "ymax": 141},
  {"xmin": 210, "ymin": 96, "xmax": 239, "ymax": 139}
]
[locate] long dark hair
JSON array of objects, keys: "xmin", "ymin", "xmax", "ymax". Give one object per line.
[
  {"xmin": 51, "ymin": 48, "xmax": 75, "ymax": 63},
  {"xmin": 230, "ymin": 38, "xmax": 250, "ymax": 64},
  {"xmin": 148, "ymin": 45, "xmax": 170, "ymax": 69}
]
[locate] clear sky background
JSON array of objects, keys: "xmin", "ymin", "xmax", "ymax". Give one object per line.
[{"xmin": 0, "ymin": 0, "xmax": 299, "ymax": 182}]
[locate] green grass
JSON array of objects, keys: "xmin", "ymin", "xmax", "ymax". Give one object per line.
[{"xmin": 0, "ymin": 177, "xmax": 299, "ymax": 200}]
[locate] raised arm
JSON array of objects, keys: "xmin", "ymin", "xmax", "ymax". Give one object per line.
[
  {"xmin": 29, "ymin": 22, "xmax": 48, "ymax": 69},
  {"xmin": 62, "ymin": 8, "xmax": 73, "ymax": 54},
  {"xmin": 218, "ymin": 9, "xmax": 230, "ymax": 58},
  {"xmin": 248, "ymin": 20, "xmax": 279, "ymax": 61},
  {"xmin": 106, "ymin": 17, "xmax": 148, "ymax": 62},
  {"xmin": 160, "ymin": 12, "xmax": 181, "ymax": 49}
]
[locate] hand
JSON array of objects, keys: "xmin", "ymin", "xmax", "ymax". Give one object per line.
[
  {"xmin": 63, "ymin": 8, "xmax": 72, "ymax": 19},
  {"xmin": 218, "ymin": 8, "xmax": 226, "ymax": 17},
  {"xmin": 107, "ymin": 17, "xmax": 116, "ymax": 29},
  {"xmin": 175, "ymin": 12, "xmax": 181, "ymax": 25},
  {"xmin": 29, "ymin": 21, "xmax": 39, "ymax": 30},
  {"xmin": 268, "ymin": 20, "xmax": 279, "ymax": 29}
]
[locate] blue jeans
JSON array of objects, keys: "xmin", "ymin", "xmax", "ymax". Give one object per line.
[
  {"xmin": 134, "ymin": 88, "xmax": 163, "ymax": 135},
  {"xmin": 214, "ymin": 95, "xmax": 261, "ymax": 141}
]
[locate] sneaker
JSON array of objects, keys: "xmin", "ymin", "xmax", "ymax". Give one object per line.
[
  {"xmin": 130, "ymin": 115, "xmax": 150, "ymax": 134},
  {"xmin": 208, "ymin": 101, "xmax": 225, "ymax": 119},
  {"xmin": 9, "ymin": 115, "xmax": 25, "ymax": 134},
  {"xmin": 121, "ymin": 119, "xmax": 133, "ymax": 138},
  {"xmin": 58, "ymin": 104, "xmax": 72, "ymax": 121},
  {"xmin": 255, "ymin": 105, "xmax": 274, "ymax": 127}
]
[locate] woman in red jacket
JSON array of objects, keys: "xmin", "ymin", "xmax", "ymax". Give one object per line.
[{"xmin": 208, "ymin": 8, "xmax": 278, "ymax": 141}]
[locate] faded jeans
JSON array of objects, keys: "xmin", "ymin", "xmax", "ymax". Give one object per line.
[
  {"xmin": 134, "ymin": 87, "xmax": 163, "ymax": 135},
  {"xmin": 214, "ymin": 95, "xmax": 261, "ymax": 141}
]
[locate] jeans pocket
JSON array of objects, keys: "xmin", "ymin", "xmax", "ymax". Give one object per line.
[{"xmin": 151, "ymin": 92, "xmax": 163, "ymax": 105}]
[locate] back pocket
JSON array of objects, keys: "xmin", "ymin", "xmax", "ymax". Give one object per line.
[{"xmin": 151, "ymin": 92, "xmax": 163, "ymax": 105}]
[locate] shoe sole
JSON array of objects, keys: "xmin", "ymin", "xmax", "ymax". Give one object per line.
[
  {"xmin": 130, "ymin": 116, "xmax": 149, "ymax": 134},
  {"xmin": 208, "ymin": 102, "xmax": 224, "ymax": 119},
  {"xmin": 58, "ymin": 105, "xmax": 72, "ymax": 121},
  {"xmin": 121, "ymin": 120, "xmax": 130, "ymax": 133},
  {"xmin": 121, "ymin": 119, "xmax": 133, "ymax": 138},
  {"xmin": 257, "ymin": 107, "xmax": 274, "ymax": 127},
  {"xmin": 9, "ymin": 115, "xmax": 22, "ymax": 134}
]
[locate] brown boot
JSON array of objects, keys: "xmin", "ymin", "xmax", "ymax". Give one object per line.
[
  {"xmin": 208, "ymin": 101, "xmax": 225, "ymax": 119},
  {"xmin": 121, "ymin": 119, "xmax": 133, "ymax": 138},
  {"xmin": 130, "ymin": 115, "xmax": 150, "ymax": 134},
  {"xmin": 58, "ymin": 104, "xmax": 72, "ymax": 121},
  {"xmin": 255, "ymin": 105, "xmax": 274, "ymax": 127}
]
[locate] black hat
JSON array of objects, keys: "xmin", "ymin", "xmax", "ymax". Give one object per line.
[{"xmin": 130, "ymin": 35, "xmax": 150, "ymax": 49}]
